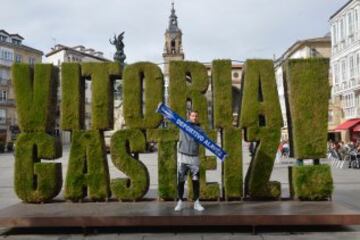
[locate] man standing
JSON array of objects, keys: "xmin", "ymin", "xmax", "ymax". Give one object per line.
[{"xmin": 174, "ymin": 110, "xmax": 205, "ymax": 211}]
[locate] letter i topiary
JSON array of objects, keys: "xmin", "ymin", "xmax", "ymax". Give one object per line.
[
  {"xmin": 283, "ymin": 59, "xmax": 330, "ymax": 159},
  {"xmin": 211, "ymin": 60, "xmax": 243, "ymax": 200},
  {"xmin": 81, "ymin": 62, "xmax": 122, "ymax": 130},
  {"xmin": 284, "ymin": 59, "xmax": 333, "ymax": 201},
  {"xmin": 61, "ymin": 63, "xmax": 85, "ymax": 130}
]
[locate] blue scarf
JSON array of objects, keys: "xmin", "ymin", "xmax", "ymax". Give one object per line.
[{"xmin": 157, "ymin": 103, "xmax": 227, "ymax": 161}]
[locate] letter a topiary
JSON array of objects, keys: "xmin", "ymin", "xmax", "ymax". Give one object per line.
[
  {"xmin": 168, "ymin": 61, "xmax": 209, "ymax": 127},
  {"xmin": 110, "ymin": 129, "xmax": 150, "ymax": 201},
  {"xmin": 15, "ymin": 133, "xmax": 62, "ymax": 203},
  {"xmin": 12, "ymin": 64, "xmax": 58, "ymax": 132},
  {"xmin": 240, "ymin": 60, "xmax": 283, "ymax": 200},
  {"xmin": 284, "ymin": 59, "xmax": 330, "ymax": 159},
  {"xmin": 82, "ymin": 63, "xmax": 122, "ymax": 130},
  {"xmin": 147, "ymin": 129, "xmax": 179, "ymax": 200},
  {"xmin": 64, "ymin": 130, "xmax": 111, "ymax": 202},
  {"xmin": 123, "ymin": 62, "xmax": 164, "ymax": 129}
]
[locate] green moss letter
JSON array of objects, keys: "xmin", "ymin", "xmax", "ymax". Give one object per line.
[
  {"xmin": 240, "ymin": 60, "xmax": 283, "ymax": 199},
  {"xmin": 123, "ymin": 62, "xmax": 164, "ymax": 129},
  {"xmin": 14, "ymin": 133, "xmax": 62, "ymax": 203},
  {"xmin": 65, "ymin": 130, "xmax": 110, "ymax": 201},
  {"xmin": 110, "ymin": 129, "xmax": 150, "ymax": 201}
]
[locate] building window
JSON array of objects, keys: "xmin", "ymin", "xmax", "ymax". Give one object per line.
[
  {"xmin": 350, "ymin": 55, "xmax": 355, "ymax": 78},
  {"xmin": 332, "ymin": 25, "xmax": 337, "ymax": 44},
  {"xmin": 348, "ymin": 12, "xmax": 354, "ymax": 36},
  {"xmin": 0, "ymin": 109, "xmax": 5, "ymax": 124},
  {"xmin": 15, "ymin": 54, "xmax": 22, "ymax": 63},
  {"xmin": 340, "ymin": 18, "xmax": 345, "ymax": 41},
  {"xmin": 328, "ymin": 110, "xmax": 334, "ymax": 123},
  {"xmin": 0, "ymin": 91, "xmax": 7, "ymax": 102},
  {"xmin": 233, "ymin": 72, "xmax": 239, "ymax": 79},
  {"xmin": 0, "ymin": 50, "xmax": 13, "ymax": 62},
  {"xmin": 0, "ymin": 35, "xmax": 7, "ymax": 42},
  {"xmin": 355, "ymin": 9, "xmax": 359, "ymax": 32},
  {"xmin": 341, "ymin": 59, "xmax": 347, "ymax": 82},
  {"xmin": 171, "ymin": 40, "xmax": 176, "ymax": 53},
  {"xmin": 28, "ymin": 57, "xmax": 35, "ymax": 65},
  {"xmin": 12, "ymin": 39, "xmax": 21, "ymax": 45},
  {"xmin": 334, "ymin": 63, "xmax": 339, "ymax": 84}
]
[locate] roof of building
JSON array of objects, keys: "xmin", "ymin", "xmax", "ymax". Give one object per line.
[
  {"xmin": 275, "ymin": 35, "xmax": 331, "ymax": 66},
  {"xmin": 45, "ymin": 44, "xmax": 110, "ymax": 61},
  {"xmin": 330, "ymin": 0, "xmax": 353, "ymax": 20},
  {"xmin": 0, "ymin": 30, "xmax": 25, "ymax": 40},
  {"xmin": 0, "ymin": 40, "xmax": 43, "ymax": 55},
  {"xmin": 204, "ymin": 62, "xmax": 243, "ymax": 69},
  {"xmin": 0, "ymin": 29, "xmax": 42, "ymax": 55}
]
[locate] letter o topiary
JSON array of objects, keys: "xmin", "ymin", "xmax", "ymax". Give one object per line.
[{"xmin": 123, "ymin": 62, "xmax": 164, "ymax": 129}]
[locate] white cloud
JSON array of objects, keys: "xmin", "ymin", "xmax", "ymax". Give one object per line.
[{"xmin": 0, "ymin": 0, "xmax": 348, "ymax": 63}]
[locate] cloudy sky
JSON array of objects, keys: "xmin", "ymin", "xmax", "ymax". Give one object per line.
[{"xmin": 1, "ymin": 0, "xmax": 349, "ymax": 63}]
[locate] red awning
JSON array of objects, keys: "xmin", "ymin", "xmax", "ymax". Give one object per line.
[
  {"xmin": 334, "ymin": 118, "xmax": 360, "ymax": 131},
  {"xmin": 353, "ymin": 124, "xmax": 360, "ymax": 132}
]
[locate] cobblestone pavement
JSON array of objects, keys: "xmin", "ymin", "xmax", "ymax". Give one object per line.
[{"xmin": 0, "ymin": 145, "xmax": 360, "ymax": 239}]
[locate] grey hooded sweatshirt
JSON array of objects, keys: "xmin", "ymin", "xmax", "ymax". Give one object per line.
[{"xmin": 178, "ymin": 121, "xmax": 205, "ymax": 156}]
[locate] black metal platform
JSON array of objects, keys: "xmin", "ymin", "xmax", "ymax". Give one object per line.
[{"xmin": 0, "ymin": 201, "xmax": 359, "ymax": 228}]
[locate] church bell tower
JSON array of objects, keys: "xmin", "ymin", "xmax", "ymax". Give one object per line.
[{"xmin": 163, "ymin": 2, "xmax": 184, "ymax": 77}]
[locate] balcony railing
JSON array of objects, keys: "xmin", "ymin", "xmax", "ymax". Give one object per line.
[
  {"xmin": 344, "ymin": 107, "xmax": 356, "ymax": 119},
  {"xmin": 334, "ymin": 77, "xmax": 360, "ymax": 94},
  {"xmin": 332, "ymin": 32, "xmax": 360, "ymax": 55},
  {"xmin": 0, "ymin": 78, "xmax": 10, "ymax": 86},
  {"xmin": 0, "ymin": 117, "xmax": 13, "ymax": 125},
  {"xmin": 0, "ymin": 99, "xmax": 15, "ymax": 106}
]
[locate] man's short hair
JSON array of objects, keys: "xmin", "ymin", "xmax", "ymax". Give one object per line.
[{"xmin": 188, "ymin": 110, "xmax": 199, "ymax": 115}]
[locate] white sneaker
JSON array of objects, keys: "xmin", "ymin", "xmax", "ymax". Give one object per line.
[
  {"xmin": 174, "ymin": 200, "xmax": 183, "ymax": 211},
  {"xmin": 193, "ymin": 200, "xmax": 205, "ymax": 211}
]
